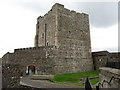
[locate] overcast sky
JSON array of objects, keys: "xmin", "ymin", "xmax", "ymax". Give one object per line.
[{"xmin": 0, "ymin": 0, "xmax": 119, "ymax": 57}]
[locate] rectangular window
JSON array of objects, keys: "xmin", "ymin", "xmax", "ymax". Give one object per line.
[{"xmin": 45, "ymin": 24, "xmax": 47, "ymax": 46}]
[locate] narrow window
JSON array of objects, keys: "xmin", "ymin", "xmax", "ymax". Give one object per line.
[
  {"xmin": 47, "ymin": 42, "xmax": 49, "ymax": 46},
  {"xmin": 37, "ymin": 26, "xmax": 39, "ymax": 29},
  {"xmin": 37, "ymin": 21, "xmax": 39, "ymax": 25},
  {"xmin": 42, "ymin": 33, "xmax": 44, "ymax": 38},
  {"xmin": 45, "ymin": 24, "xmax": 47, "ymax": 46}
]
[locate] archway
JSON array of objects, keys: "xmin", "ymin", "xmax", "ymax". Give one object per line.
[{"xmin": 26, "ymin": 64, "xmax": 36, "ymax": 75}]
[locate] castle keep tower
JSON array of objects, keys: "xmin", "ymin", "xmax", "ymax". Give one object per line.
[
  {"xmin": 35, "ymin": 3, "xmax": 94, "ymax": 73},
  {"xmin": 2, "ymin": 3, "xmax": 93, "ymax": 75}
]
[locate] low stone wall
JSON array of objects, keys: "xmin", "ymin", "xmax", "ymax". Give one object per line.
[
  {"xmin": 2, "ymin": 46, "xmax": 56, "ymax": 75},
  {"xmin": 99, "ymin": 67, "xmax": 120, "ymax": 88},
  {"xmin": 2, "ymin": 64, "xmax": 21, "ymax": 88},
  {"xmin": 92, "ymin": 51, "xmax": 120, "ymax": 70}
]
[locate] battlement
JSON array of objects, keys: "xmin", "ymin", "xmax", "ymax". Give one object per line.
[
  {"xmin": 92, "ymin": 51, "xmax": 109, "ymax": 56},
  {"xmin": 37, "ymin": 3, "xmax": 89, "ymax": 25},
  {"xmin": 70, "ymin": 10, "xmax": 88, "ymax": 17},
  {"xmin": 52, "ymin": 3, "xmax": 88, "ymax": 17},
  {"xmin": 37, "ymin": 16, "xmax": 43, "ymax": 20},
  {"xmin": 37, "ymin": 7, "xmax": 53, "ymax": 22},
  {"xmin": 52, "ymin": 3, "xmax": 64, "ymax": 9},
  {"xmin": 37, "ymin": 3, "xmax": 64, "ymax": 21},
  {"xmin": 14, "ymin": 46, "xmax": 56, "ymax": 52}
]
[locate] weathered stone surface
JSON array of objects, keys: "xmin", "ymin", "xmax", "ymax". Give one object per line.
[
  {"xmin": 2, "ymin": 64, "xmax": 21, "ymax": 88},
  {"xmin": 35, "ymin": 3, "xmax": 94, "ymax": 74},
  {"xmin": 2, "ymin": 46, "xmax": 56, "ymax": 75},
  {"xmin": 99, "ymin": 67, "xmax": 120, "ymax": 88},
  {"xmin": 92, "ymin": 51, "xmax": 120, "ymax": 70}
]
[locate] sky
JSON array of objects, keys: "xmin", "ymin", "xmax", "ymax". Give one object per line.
[{"xmin": 0, "ymin": 0, "xmax": 119, "ymax": 57}]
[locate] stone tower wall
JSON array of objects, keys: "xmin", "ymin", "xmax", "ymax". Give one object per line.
[
  {"xmin": 53, "ymin": 4, "xmax": 93, "ymax": 74},
  {"xmin": 34, "ymin": 3, "xmax": 94, "ymax": 74},
  {"xmin": 35, "ymin": 7, "xmax": 57, "ymax": 47}
]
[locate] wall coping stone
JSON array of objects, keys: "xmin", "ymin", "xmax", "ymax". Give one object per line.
[{"xmin": 99, "ymin": 67, "xmax": 120, "ymax": 75}]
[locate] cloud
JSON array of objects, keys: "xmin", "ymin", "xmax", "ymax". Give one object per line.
[
  {"xmin": 0, "ymin": 1, "xmax": 118, "ymax": 57},
  {"xmin": 65, "ymin": 2, "xmax": 118, "ymax": 28},
  {"xmin": 17, "ymin": 1, "xmax": 118, "ymax": 28},
  {"xmin": 90, "ymin": 24, "xmax": 118, "ymax": 52},
  {"xmin": 0, "ymin": 1, "xmax": 38, "ymax": 57}
]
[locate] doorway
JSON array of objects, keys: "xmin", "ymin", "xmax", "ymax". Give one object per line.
[{"xmin": 26, "ymin": 64, "xmax": 36, "ymax": 75}]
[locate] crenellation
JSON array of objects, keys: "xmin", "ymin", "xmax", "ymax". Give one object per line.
[
  {"xmin": 37, "ymin": 16, "xmax": 43, "ymax": 20},
  {"xmin": 70, "ymin": 10, "xmax": 76, "ymax": 16},
  {"xmin": 52, "ymin": 3, "xmax": 64, "ymax": 10},
  {"xmin": 37, "ymin": 16, "xmax": 44, "ymax": 25}
]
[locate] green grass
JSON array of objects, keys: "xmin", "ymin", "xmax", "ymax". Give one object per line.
[
  {"xmin": 90, "ymin": 78, "xmax": 100, "ymax": 85},
  {"xmin": 53, "ymin": 71, "xmax": 100, "ymax": 83}
]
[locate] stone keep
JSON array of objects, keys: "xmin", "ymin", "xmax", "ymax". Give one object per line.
[
  {"xmin": 2, "ymin": 3, "xmax": 94, "ymax": 75},
  {"xmin": 35, "ymin": 3, "xmax": 94, "ymax": 73}
]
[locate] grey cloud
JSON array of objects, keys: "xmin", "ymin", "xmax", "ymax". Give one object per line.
[
  {"xmin": 93, "ymin": 47, "xmax": 118, "ymax": 52},
  {"xmin": 18, "ymin": 2, "xmax": 118, "ymax": 28},
  {"xmin": 65, "ymin": 2, "xmax": 118, "ymax": 28},
  {"xmin": 17, "ymin": 1, "xmax": 56, "ymax": 15}
]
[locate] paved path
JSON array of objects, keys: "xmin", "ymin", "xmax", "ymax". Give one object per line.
[{"xmin": 20, "ymin": 75, "xmax": 84, "ymax": 88}]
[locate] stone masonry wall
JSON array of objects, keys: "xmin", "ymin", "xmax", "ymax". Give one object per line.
[
  {"xmin": 92, "ymin": 51, "xmax": 120, "ymax": 70},
  {"xmin": 34, "ymin": 3, "xmax": 94, "ymax": 74},
  {"xmin": 2, "ymin": 52, "xmax": 14, "ymax": 64},
  {"xmin": 109, "ymin": 52, "xmax": 120, "ymax": 62},
  {"xmin": 2, "ymin": 46, "xmax": 57, "ymax": 75},
  {"xmin": 14, "ymin": 46, "xmax": 56, "ymax": 75},
  {"xmin": 53, "ymin": 3, "xmax": 93, "ymax": 74},
  {"xmin": 35, "ymin": 6, "xmax": 57, "ymax": 47},
  {"xmin": 2, "ymin": 64, "xmax": 21, "ymax": 88},
  {"xmin": 99, "ymin": 67, "xmax": 120, "ymax": 88},
  {"xmin": 92, "ymin": 51, "xmax": 109, "ymax": 70}
]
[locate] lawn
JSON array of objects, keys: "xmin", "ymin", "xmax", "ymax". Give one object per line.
[{"xmin": 52, "ymin": 71, "xmax": 100, "ymax": 86}]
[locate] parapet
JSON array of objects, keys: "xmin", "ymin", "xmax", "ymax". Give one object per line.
[
  {"xmin": 37, "ymin": 3, "xmax": 64, "ymax": 20},
  {"xmin": 52, "ymin": 3, "xmax": 88, "ymax": 17},
  {"xmin": 37, "ymin": 3, "xmax": 89, "ymax": 23},
  {"xmin": 52, "ymin": 3, "xmax": 64, "ymax": 9},
  {"xmin": 37, "ymin": 16, "xmax": 44, "ymax": 23},
  {"xmin": 14, "ymin": 46, "xmax": 56, "ymax": 52},
  {"xmin": 92, "ymin": 51, "xmax": 109, "ymax": 56},
  {"xmin": 37, "ymin": 16, "xmax": 43, "ymax": 20}
]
